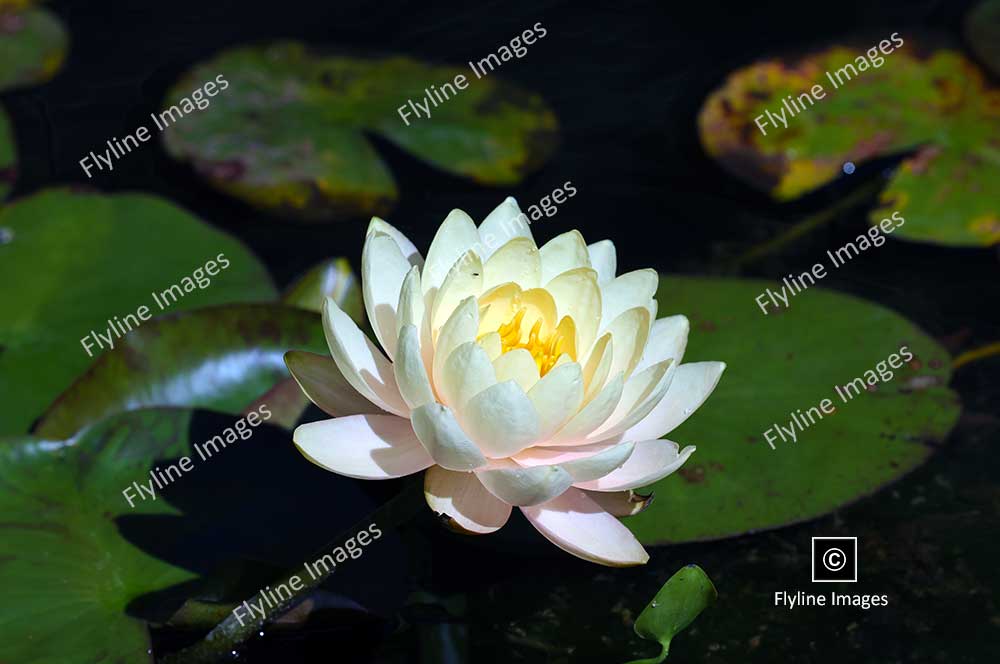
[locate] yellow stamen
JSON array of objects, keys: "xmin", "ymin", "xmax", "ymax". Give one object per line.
[{"xmin": 487, "ymin": 306, "xmax": 574, "ymax": 376}]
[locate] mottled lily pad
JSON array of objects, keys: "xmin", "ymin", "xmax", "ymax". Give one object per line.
[
  {"xmin": 0, "ymin": 409, "xmax": 197, "ymax": 664},
  {"xmin": 0, "ymin": 190, "xmax": 276, "ymax": 437},
  {"xmin": 162, "ymin": 42, "xmax": 558, "ymax": 222},
  {"xmin": 966, "ymin": 0, "xmax": 1000, "ymax": 75},
  {"xmin": 0, "ymin": 2, "xmax": 67, "ymax": 91},
  {"xmin": 35, "ymin": 304, "xmax": 328, "ymax": 440},
  {"xmin": 627, "ymin": 276, "xmax": 960, "ymax": 544},
  {"xmin": 699, "ymin": 41, "xmax": 1000, "ymax": 247}
]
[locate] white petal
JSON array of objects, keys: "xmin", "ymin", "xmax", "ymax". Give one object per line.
[
  {"xmin": 528, "ymin": 362, "xmax": 584, "ymax": 441},
  {"xmin": 539, "ymin": 230, "xmax": 591, "ymax": 284},
  {"xmin": 432, "ymin": 297, "xmax": 480, "ymax": 392},
  {"xmin": 545, "ymin": 267, "xmax": 602, "ymax": 358},
  {"xmin": 293, "ymin": 414, "xmax": 432, "ymax": 479},
  {"xmin": 581, "ymin": 333, "xmax": 613, "ymax": 403},
  {"xmin": 600, "ymin": 269, "xmax": 658, "ymax": 331},
  {"xmin": 587, "ymin": 240, "xmax": 617, "ymax": 284},
  {"xmin": 475, "ymin": 459, "xmax": 573, "ymax": 506},
  {"xmin": 478, "ymin": 196, "xmax": 533, "ymax": 259},
  {"xmin": 394, "ymin": 325, "xmax": 435, "ymax": 409},
  {"xmin": 422, "ymin": 209, "xmax": 479, "ymax": 295},
  {"xmin": 362, "ymin": 233, "xmax": 410, "ymax": 360},
  {"xmin": 368, "ymin": 217, "xmax": 423, "ymax": 268},
  {"xmin": 323, "ymin": 297, "xmax": 408, "ymax": 417},
  {"xmin": 603, "ymin": 306, "xmax": 651, "ymax": 380},
  {"xmin": 521, "ymin": 488, "xmax": 649, "ymax": 566},
  {"xmin": 514, "ymin": 441, "xmax": 636, "ymax": 482},
  {"xmin": 492, "ymin": 348, "xmax": 540, "ymax": 392},
  {"xmin": 440, "ymin": 341, "xmax": 497, "ymax": 409},
  {"xmin": 619, "ymin": 361, "xmax": 726, "ymax": 442},
  {"xmin": 460, "ymin": 381, "xmax": 540, "ymax": 457},
  {"xmin": 284, "ymin": 350, "xmax": 380, "ymax": 417},
  {"xmin": 478, "ymin": 331, "xmax": 502, "ymax": 361},
  {"xmin": 424, "ymin": 466, "xmax": 511, "ymax": 534},
  {"xmin": 635, "ymin": 315, "xmax": 689, "ymax": 374},
  {"xmin": 588, "ymin": 359, "xmax": 672, "ymax": 442},
  {"xmin": 411, "ymin": 402, "xmax": 488, "ymax": 471},
  {"xmin": 395, "ymin": 266, "xmax": 425, "ymax": 335},
  {"xmin": 582, "ymin": 489, "xmax": 655, "ymax": 517},
  {"xmin": 431, "ymin": 250, "xmax": 484, "ymax": 333},
  {"xmin": 546, "ymin": 373, "xmax": 624, "ymax": 445},
  {"xmin": 483, "ymin": 237, "xmax": 541, "ymax": 291},
  {"xmin": 575, "ymin": 440, "xmax": 695, "ymax": 491}
]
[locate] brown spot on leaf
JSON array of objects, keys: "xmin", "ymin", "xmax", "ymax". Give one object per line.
[{"xmin": 678, "ymin": 465, "xmax": 706, "ymax": 484}]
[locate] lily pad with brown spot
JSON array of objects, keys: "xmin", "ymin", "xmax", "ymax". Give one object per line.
[
  {"xmin": 626, "ymin": 276, "xmax": 960, "ymax": 544},
  {"xmin": 162, "ymin": 42, "xmax": 559, "ymax": 222},
  {"xmin": 0, "ymin": 2, "xmax": 67, "ymax": 92},
  {"xmin": 698, "ymin": 41, "xmax": 1000, "ymax": 247}
]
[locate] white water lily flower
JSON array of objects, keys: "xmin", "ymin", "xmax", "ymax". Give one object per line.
[{"xmin": 290, "ymin": 198, "xmax": 725, "ymax": 566}]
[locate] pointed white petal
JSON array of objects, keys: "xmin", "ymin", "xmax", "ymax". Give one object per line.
[
  {"xmin": 619, "ymin": 361, "xmax": 726, "ymax": 442},
  {"xmin": 478, "ymin": 197, "xmax": 533, "ymax": 259},
  {"xmin": 284, "ymin": 350, "xmax": 380, "ymax": 417},
  {"xmin": 475, "ymin": 459, "xmax": 573, "ymax": 506},
  {"xmin": 575, "ymin": 440, "xmax": 695, "ymax": 491},
  {"xmin": 411, "ymin": 402, "xmax": 488, "ymax": 471},
  {"xmin": 603, "ymin": 306, "xmax": 651, "ymax": 380},
  {"xmin": 431, "ymin": 250, "xmax": 484, "ymax": 333},
  {"xmin": 527, "ymin": 362, "xmax": 584, "ymax": 441},
  {"xmin": 635, "ymin": 315, "xmax": 689, "ymax": 374},
  {"xmin": 587, "ymin": 240, "xmax": 617, "ymax": 284},
  {"xmin": 546, "ymin": 373, "xmax": 625, "ymax": 445},
  {"xmin": 482, "ymin": 237, "xmax": 541, "ymax": 291},
  {"xmin": 323, "ymin": 297, "xmax": 408, "ymax": 417},
  {"xmin": 521, "ymin": 488, "xmax": 649, "ymax": 566},
  {"xmin": 440, "ymin": 341, "xmax": 497, "ymax": 409},
  {"xmin": 492, "ymin": 348, "xmax": 541, "ymax": 393},
  {"xmin": 422, "ymin": 209, "xmax": 479, "ymax": 294},
  {"xmin": 588, "ymin": 359, "xmax": 672, "ymax": 442},
  {"xmin": 432, "ymin": 297, "xmax": 480, "ymax": 393},
  {"xmin": 600, "ymin": 269, "xmax": 658, "ymax": 331},
  {"xmin": 293, "ymin": 414, "xmax": 432, "ymax": 479},
  {"xmin": 514, "ymin": 441, "xmax": 636, "ymax": 482},
  {"xmin": 394, "ymin": 325, "xmax": 435, "ymax": 409},
  {"xmin": 362, "ymin": 233, "xmax": 410, "ymax": 359},
  {"xmin": 460, "ymin": 381, "xmax": 540, "ymax": 457},
  {"xmin": 539, "ymin": 230, "xmax": 591, "ymax": 284},
  {"xmin": 581, "ymin": 333, "xmax": 613, "ymax": 403},
  {"xmin": 395, "ymin": 267, "xmax": 425, "ymax": 335},
  {"xmin": 424, "ymin": 466, "xmax": 512, "ymax": 534},
  {"xmin": 478, "ymin": 331, "xmax": 502, "ymax": 361},
  {"xmin": 368, "ymin": 217, "xmax": 423, "ymax": 268},
  {"xmin": 545, "ymin": 267, "xmax": 602, "ymax": 357}
]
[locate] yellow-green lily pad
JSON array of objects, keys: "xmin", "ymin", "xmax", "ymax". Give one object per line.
[
  {"xmin": 0, "ymin": 2, "xmax": 67, "ymax": 92},
  {"xmin": 698, "ymin": 40, "xmax": 1000, "ymax": 247},
  {"xmin": 627, "ymin": 276, "xmax": 960, "ymax": 544},
  {"xmin": 162, "ymin": 42, "xmax": 559, "ymax": 222}
]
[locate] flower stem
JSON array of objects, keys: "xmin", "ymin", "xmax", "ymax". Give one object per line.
[{"xmin": 160, "ymin": 478, "xmax": 425, "ymax": 664}]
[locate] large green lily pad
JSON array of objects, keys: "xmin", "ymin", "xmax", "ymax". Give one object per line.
[
  {"xmin": 0, "ymin": 108, "xmax": 14, "ymax": 199},
  {"xmin": 162, "ymin": 42, "xmax": 558, "ymax": 222},
  {"xmin": 627, "ymin": 276, "xmax": 960, "ymax": 544},
  {"xmin": 35, "ymin": 304, "xmax": 327, "ymax": 440},
  {"xmin": 0, "ymin": 409, "xmax": 197, "ymax": 664},
  {"xmin": 0, "ymin": 189, "xmax": 276, "ymax": 437},
  {"xmin": 698, "ymin": 41, "xmax": 1000, "ymax": 247},
  {"xmin": 0, "ymin": 2, "xmax": 67, "ymax": 92}
]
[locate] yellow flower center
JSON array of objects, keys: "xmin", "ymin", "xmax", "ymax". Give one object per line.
[{"xmin": 495, "ymin": 307, "xmax": 570, "ymax": 376}]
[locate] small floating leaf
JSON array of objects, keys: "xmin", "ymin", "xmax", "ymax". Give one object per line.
[
  {"xmin": 162, "ymin": 42, "xmax": 559, "ymax": 222},
  {"xmin": 698, "ymin": 41, "xmax": 1000, "ymax": 247},
  {"xmin": 625, "ymin": 565, "xmax": 717, "ymax": 664},
  {"xmin": 0, "ymin": 2, "xmax": 68, "ymax": 92}
]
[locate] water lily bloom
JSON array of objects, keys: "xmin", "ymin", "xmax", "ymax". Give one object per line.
[{"xmin": 289, "ymin": 198, "xmax": 724, "ymax": 566}]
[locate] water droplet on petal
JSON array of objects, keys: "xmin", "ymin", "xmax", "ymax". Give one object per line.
[
  {"xmin": 651, "ymin": 600, "xmax": 659, "ymax": 607},
  {"xmin": 683, "ymin": 407, "xmax": 694, "ymax": 415}
]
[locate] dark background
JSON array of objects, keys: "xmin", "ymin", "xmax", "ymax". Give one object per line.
[{"xmin": 7, "ymin": 0, "xmax": 997, "ymax": 661}]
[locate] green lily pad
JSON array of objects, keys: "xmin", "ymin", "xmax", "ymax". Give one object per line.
[
  {"xmin": 0, "ymin": 108, "xmax": 14, "ymax": 199},
  {"xmin": 35, "ymin": 304, "xmax": 327, "ymax": 440},
  {"xmin": 966, "ymin": 0, "xmax": 1000, "ymax": 75},
  {"xmin": 698, "ymin": 41, "xmax": 1000, "ymax": 247},
  {"xmin": 0, "ymin": 189, "xmax": 276, "ymax": 437},
  {"xmin": 162, "ymin": 42, "xmax": 558, "ymax": 222},
  {"xmin": 627, "ymin": 276, "xmax": 960, "ymax": 544},
  {"xmin": 0, "ymin": 3, "xmax": 67, "ymax": 92},
  {"xmin": 0, "ymin": 409, "xmax": 197, "ymax": 664}
]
